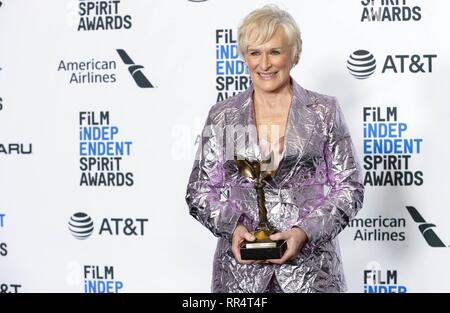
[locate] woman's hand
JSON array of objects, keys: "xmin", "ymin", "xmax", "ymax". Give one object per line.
[
  {"xmin": 267, "ymin": 227, "xmax": 308, "ymax": 264},
  {"xmin": 231, "ymin": 224, "xmax": 258, "ymax": 265}
]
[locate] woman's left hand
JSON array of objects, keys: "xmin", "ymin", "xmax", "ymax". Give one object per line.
[{"xmin": 267, "ymin": 227, "xmax": 308, "ymax": 264}]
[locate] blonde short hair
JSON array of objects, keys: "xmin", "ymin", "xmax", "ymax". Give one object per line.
[{"xmin": 238, "ymin": 5, "xmax": 302, "ymax": 65}]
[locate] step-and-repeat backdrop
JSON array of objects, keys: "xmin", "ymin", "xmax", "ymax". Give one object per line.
[{"xmin": 1, "ymin": 0, "xmax": 449, "ymax": 293}]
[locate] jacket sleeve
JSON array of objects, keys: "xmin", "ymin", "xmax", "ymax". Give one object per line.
[
  {"xmin": 185, "ymin": 110, "xmax": 243, "ymax": 240},
  {"xmin": 294, "ymin": 98, "xmax": 364, "ymax": 247}
]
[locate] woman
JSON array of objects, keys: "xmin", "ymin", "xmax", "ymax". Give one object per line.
[{"xmin": 185, "ymin": 5, "xmax": 364, "ymax": 293}]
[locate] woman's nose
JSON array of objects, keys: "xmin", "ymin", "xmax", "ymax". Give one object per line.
[{"xmin": 261, "ymin": 53, "xmax": 271, "ymax": 70}]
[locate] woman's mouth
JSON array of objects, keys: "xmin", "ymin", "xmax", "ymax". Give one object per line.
[{"xmin": 258, "ymin": 72, "xmax": 277, "ymax": 80}]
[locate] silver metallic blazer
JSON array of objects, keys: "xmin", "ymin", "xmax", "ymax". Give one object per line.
[{"xmin": 186, "ymin": 79, "xmax": 364, "ymax": 292}]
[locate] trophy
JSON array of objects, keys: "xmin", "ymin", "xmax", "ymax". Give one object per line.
[{"xmin": 235, "ymin": 153, "xmax": 287, "ymax": 260}]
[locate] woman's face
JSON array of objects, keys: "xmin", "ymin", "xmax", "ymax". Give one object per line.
[{"xmin": 244, "ymin": 27, "xmax": 294, "ymax": 94}]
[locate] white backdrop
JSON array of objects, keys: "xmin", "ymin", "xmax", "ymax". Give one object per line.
[{"xmin": 1, "ymin": 0, "xmax": 449, "ymax": 293}]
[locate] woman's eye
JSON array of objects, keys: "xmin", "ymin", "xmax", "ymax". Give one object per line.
[
  {"xmin": 250, "ymin": 51, "xmax": 260, "ymax": 56},
  {"xmin": 271, "ymin": 50, "xmax": 281, "ymax": 55}
]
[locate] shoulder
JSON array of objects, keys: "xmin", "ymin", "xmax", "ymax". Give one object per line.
[
  {"xmin": 207, "ymin": 90, "xmax": 250, "ymax": 123},
  {"xmin": 303, "ymin": 87, "xmax": 339, "ymax": 113},
  {"xmin": 295, "ymin": 84, "xmax": 345, "ymax": 129},
  {"xmin": 300, "ymin": 88, "xmax": 351, "ymax": 135}
]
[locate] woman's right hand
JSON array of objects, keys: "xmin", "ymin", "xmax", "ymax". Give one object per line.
[{"xmin": 231, "ymin": 224, "xmax": 257, "ymax": 265}]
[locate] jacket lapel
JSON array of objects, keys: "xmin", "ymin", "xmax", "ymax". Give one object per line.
[
  {"xmin": 273, "ymin": 80, "xmax": 318, "ymax": 187},
  {"xmin": 227, "ymin": 79, "xmax": 318, "ymax": 187},
  {"xmin": 226, "ymin": 87, "xmax": 261, "ymax": 162}
]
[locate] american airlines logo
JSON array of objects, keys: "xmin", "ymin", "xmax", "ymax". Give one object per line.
[
  {"xmin": 406, "ymin": 206, "xmax": 447, "ymax": 248},
  {"xmin": 116, "ymin": 49, "xmax": 154, "ymax": 88}
]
